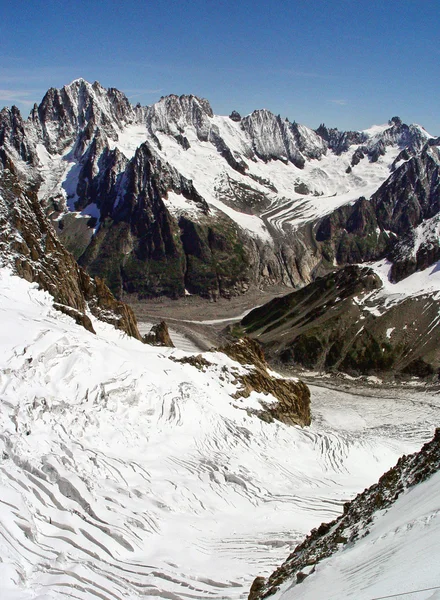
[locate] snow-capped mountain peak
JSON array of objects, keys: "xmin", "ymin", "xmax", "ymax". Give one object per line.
[
  {"xmin": 1, "ymin": 79, "xmax": 439, "ymax": 317},
  {"xmin": 28, "ymin": 78, "xmax": 137, "ymax": 154}
]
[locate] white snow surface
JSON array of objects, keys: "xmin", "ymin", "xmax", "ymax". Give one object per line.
[
  {"xmin": 370, "ymin": 259, "xmax": 440, "ymax": 302},
  {"xmin": 103, "ymin": 113, "xmax": 404, "ymax": 242},
  {"xmin": 361, "ymin": 123, "xmax": 391, "ymax": 136},
  {"xmin": 1, "ymin": 268, "xmax": 439, "ymax": 600},
  {"xmin": 271, "ymin": 471, "xmax": 440, "ymax": 600},
  {"xmin": 108, "ymin": 124, "xmax": 150, "ymax": 159}
]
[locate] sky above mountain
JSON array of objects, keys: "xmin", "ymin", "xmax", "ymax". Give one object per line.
[{"xmin": 1, "ymin": 0, "xmax": 439, "ymax": 134}]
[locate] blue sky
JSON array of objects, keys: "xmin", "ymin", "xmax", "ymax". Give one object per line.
[{"xmin": 1, "ymin": 0, "xmax": 439, "ymax": 133}]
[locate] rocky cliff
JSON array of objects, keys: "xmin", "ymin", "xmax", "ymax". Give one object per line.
[
  {"xmin": 0, "ymin": 167, "xmax": 141, "ymax": 339},
  {"xmin": 218, "ymin": 337, "xmax": 311, "ymax": 426}
]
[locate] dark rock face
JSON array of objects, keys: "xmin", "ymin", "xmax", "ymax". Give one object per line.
[
  {"xmin": 315, "ymin": 123, "xmax": 367, "ymax": 155},
  {"xmin": 0, "ymin": 106, "xmax": 38, "ymax": 168},
  {"xmin": 77, "ymin": 140, "xmax": 254, "ymax": 300},
  {"xmin": 248, "ymin": 428, "xmax": 440, "ymax": 599},
  {"xmin": 372, "ymin": 144, "xmax": 440, "ymax": 234},
  {"xmin": 241, "ymin": 265, "xmax": 440, "ymax": 379},
  {"xmin": 0, "ymin": 169, "xmax": 141, "ymax": 339},
  {"xmin": 229, "ymin": 110, "xmax": 242, "ymax": 122}
]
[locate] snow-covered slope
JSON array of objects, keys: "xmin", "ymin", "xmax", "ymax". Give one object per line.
[
  {"xmin": 271, "ymin": 470, "xmax": 440, "ymax": 600},
  {"xmin": 1, "ymin": 268, "xmax": 439, "ymax": 599},
  {"xmin": 250, "ymin": 430, "xmax": 440, "ymax": 600}
]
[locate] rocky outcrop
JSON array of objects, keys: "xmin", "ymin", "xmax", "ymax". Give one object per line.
[
  {"xmin": 143, "ymin": 321, "xmax": 174, "ymax": 347},
  {"xmin": 0, "ymin": 169, "xmax": 141, "ymax": 339},
  {"xmin": 218, "ymin": 337, "xmax": 311, "ymax": 426},
  {"xmin": 248, "ymin": 428, "xmax": 440, "ymax": 599}
]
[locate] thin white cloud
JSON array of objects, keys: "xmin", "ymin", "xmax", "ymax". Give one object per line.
[
  {"xmin": 126, "ymin": 88, "xmax": 163, "ymax": 99},
  {"xmin": 0, "ymin": 89, "xmax": 37, "ymax": 106},
  {"xmin": 281, "ymin": 68, "xmax": 335, "ymax": 80},
  {"xmin": 330, "ymin": 99, "xmax": 347, "ymax": 106}
]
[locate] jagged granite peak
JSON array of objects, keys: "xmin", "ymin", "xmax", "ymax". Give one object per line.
[
  {"xmin": 114, "ymin": 140, "xmax": 209, "ymax": 215},
  {"xmin": 315, "ymin": 123, "xmax": 367, "ymax": 154},
  {"xmin": 29, "ymin": 78, "xmax": 137, "ymax": 154},
  {"xmin": 229, "ymin": 110, "xmax": 242, "ymax": 122},
  {"xmin": 241, "ymin": 109, "xmax": 327, "ymax": 168},
  {"xmin": 365, "ymin": 121, "xmax": 431, "ymax": 164},
  {"xmin": 145, "ymin": 93, "xmax": 214, "ymax": 141},
  {"xmin": 0, "ymin": 105, "xmax": 39, "ymax": 170}
]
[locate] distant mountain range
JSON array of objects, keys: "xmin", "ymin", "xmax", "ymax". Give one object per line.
[{"xmin": 1, "ymin": 78, "xmax": 439, "ymax": 378}]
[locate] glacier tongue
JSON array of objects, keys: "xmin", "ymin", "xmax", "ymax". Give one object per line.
[{"xmin": 0, "ymin": 268, "xmax": 439, "ymax": 600}]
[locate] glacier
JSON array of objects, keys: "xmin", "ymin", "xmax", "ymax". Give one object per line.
[{"xmin": 1, "ymin": 267, "xmax": 439, "ymax": 599}]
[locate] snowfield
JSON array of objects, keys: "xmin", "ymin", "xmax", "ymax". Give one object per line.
[{"xmin": 1, "ymin": 268, "xmax": 439, "ymax": 600}]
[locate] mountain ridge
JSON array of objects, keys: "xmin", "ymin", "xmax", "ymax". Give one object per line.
[
  {"xmin": 1, "ymin": 79, "xmax": 436, "ymax": 301},
  {"xmin": 0, "ymin": 78, "xmax": 439, "ymax": 598}
]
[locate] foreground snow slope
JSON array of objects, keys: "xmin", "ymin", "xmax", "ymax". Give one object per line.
[
  {"xmin": 268, "ymin": 443, "xmax": 440, "ymax": 600},
  {"xmin": 1, "ymin": 268, "xmax": 439, "ymax": 600}
]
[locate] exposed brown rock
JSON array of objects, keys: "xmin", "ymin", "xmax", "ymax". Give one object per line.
[
  {"xmin": 248, "ymin": 576, "xmax": 266, "ymax": 600},
  {"xmin": 53, "ymin": 303, "xmax": 95, "ymax": 334},
  {"xmin": 170, "ymin": 354, "xmax": 212, "ymax": 370},
  {"xmin": 218, "ymin": 337, "xmax": 311, "ymax": 426},
  {"xmin": 0, "ymin": 169, "xmax": 141, "ymax": 340},
  {"xmin": 143, "ymin": 321, "xmax": 174, "ymax": 347}
]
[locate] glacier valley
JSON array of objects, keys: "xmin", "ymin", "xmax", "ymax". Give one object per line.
[{"xmin": 0, "ymin": 268, "xmax": 439, "ymax": 600}]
